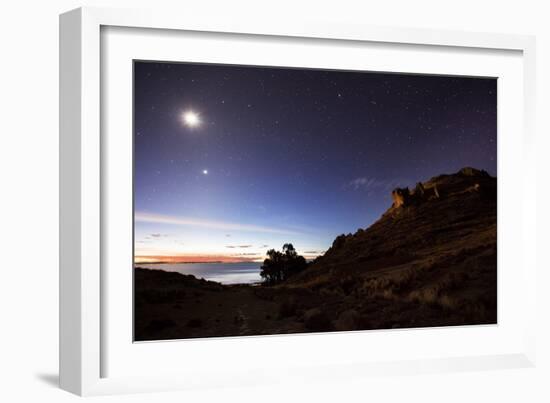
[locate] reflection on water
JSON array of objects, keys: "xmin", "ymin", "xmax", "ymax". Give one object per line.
[{"xmin": 135, "ymin": 262, "xmax": 262, "ymax": 284}]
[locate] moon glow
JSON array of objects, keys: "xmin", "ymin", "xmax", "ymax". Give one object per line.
[{"xmin": 182, "ymin": 110, "xmax": 201, "ymax": 128}]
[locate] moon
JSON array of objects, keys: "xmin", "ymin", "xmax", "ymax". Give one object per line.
[{"xmin": 181, "ymin": 110, "xmax": 201, "ymax": 128}]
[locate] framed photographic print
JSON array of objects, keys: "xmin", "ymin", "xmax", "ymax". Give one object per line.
[{"xmin": 60, "ymin": 7, "xmax": 537, "ymax": 396}]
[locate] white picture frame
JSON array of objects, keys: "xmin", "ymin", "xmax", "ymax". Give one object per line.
[{"xmin": 59, "ymin": 6, "xmax": 537, "ymax": 396}]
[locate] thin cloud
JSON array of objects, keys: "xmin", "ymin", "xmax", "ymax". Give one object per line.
[
  {"xmin": 347, "ymin": 177, "xmax": 408, "ymax": 192},
  {"xmin": 225, "ymin": 245, "xmax": 253, "ymax": 249},
  {"xmin": 348, "ymin": 177, "xmax": 383, "ymax": 190},
  {"xmin": 135, "ymin": 212, "xmax": 303, "ymax": 235}
]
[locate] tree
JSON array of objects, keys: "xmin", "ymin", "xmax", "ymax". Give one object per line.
[{"xmin": 260, "ymin": 243, "xmax": 307, "ymax": 285}]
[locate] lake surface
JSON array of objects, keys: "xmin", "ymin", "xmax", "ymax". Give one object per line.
[{"xmin": 136, "ymin": 262, "xmax": 262, "ymax": 284}]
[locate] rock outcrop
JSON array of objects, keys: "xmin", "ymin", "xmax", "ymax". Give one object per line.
[
  {"xmin": 390, "ymin": 167, "xmax": 493, "ymax": 209},
  {"xmin": 391, "ymin": 183, "xmax": 440, "ymax": 208},
  {"xmin": 459, "ymin": 167, "xmax": 490, "ymax": 177},
  {"xmin": 391, "ymin": 187, "xmax": 410, "ymax": 208}
]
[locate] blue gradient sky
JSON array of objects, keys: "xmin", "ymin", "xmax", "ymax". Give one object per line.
[{"xmin": 134, "ymin": 62, "xmax": 496, "ymax": 262}]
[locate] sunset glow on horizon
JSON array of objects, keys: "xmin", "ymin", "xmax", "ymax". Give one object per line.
[{"xmin": 134, "ymin": 254, "xmax": 261, "ymax": 264}]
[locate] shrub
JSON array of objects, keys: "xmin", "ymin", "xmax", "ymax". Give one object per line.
[{"xmin": 260, "ymin": 243, "xmax": 307, "ymax": 285}]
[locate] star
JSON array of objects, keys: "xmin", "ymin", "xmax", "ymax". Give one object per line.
[{"xmin": 202, "ymin": 169, "xmax": 208, "ymax": 175}]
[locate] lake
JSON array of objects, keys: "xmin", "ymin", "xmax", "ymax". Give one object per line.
[{"xmin": 135, "ymin": 262, "xmax": 262, "ymax": 284}]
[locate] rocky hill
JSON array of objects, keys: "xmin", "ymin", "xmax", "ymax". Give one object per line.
[
  {"xmin": 134, "ymin": 167, "xmax": 497, "ymax": 341},
  {"xmin": 288, "ymin": 167, "xmax": 496, "ymax": 291}
]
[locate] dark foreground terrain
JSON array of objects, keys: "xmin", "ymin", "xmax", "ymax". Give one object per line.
[{"xmin": 135, "ymin": 167, "xmax": 497, "ymax": 341}]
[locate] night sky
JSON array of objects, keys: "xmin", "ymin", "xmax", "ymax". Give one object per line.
[{"xmin": 134, "ymin": 61, "xmax": 496, "ymax": 263}]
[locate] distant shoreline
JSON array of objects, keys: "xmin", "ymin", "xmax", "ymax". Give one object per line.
[{"xmin": 134, "ymin": 262, "xmax": 263, "ymax": 286}]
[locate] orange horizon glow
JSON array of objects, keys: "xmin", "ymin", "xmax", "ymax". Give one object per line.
[
  {"xmin": 134, "ymin": 252, "xmax": 323, "ymax": 265},
  {"xmin": 134, "ymin": 254, "xmax": 261, "ymax": 264}
]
